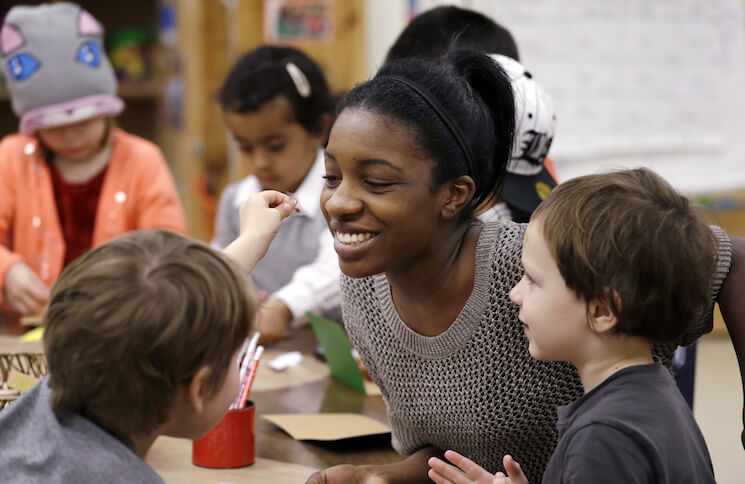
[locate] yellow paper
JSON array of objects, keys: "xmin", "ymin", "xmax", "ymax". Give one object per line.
[
  {"xmin": 261, "ymin": 413, "xmax": 390, "ymax": 441},
  {"xmin": 20, "ymin": 326, "xmax": 44, "ymax": 342},
  {"xmin": 6, "ymin": 369, "xmax": 40, "ymax": 393}
]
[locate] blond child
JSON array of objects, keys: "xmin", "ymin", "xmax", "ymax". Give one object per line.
[
  {"xmin": 428, "ymin": 168, "xmax": 716, "ymax": 483},
  {"xmin": 0, "ymin": 3, "xmax": 186, "ymax": 333},
  {"xmin": 0, "ymin": 191, "xmax": 294, "ymax": 482}
]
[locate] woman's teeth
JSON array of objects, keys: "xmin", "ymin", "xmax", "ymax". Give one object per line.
[{"xmin": 336, "ymin": 232, "xmax": 374, "ymax": 244}]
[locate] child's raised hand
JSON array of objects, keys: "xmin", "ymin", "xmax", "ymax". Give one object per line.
[
  {"xmin": 238, "ymin": 190, "xmax": 296, "ymax": 235},
  {"xmin": 428, "ymin": 451, "xmax": 529, "ymax": 484},
  {"xmin": 223, "ymin": 190, "xmax": 296, "ymax": 274}
]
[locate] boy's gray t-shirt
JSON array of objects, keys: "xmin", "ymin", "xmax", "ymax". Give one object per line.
[
  {"xmin": 0, "ymin": 376, "xmax": 164, "ymax": 483},
  {"xmin": 544, "ymin": 362, "xmax": 715, "ymax": 483}
]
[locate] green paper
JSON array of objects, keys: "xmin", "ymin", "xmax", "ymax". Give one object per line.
[{"xmin": 307, "ymin": 312, "xmax": 366, "ymax": 393}]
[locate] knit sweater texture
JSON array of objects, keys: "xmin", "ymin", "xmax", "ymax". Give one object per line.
[{"xmin": 342, "ymin": 221, "xmax": 731, "ymax": 482}]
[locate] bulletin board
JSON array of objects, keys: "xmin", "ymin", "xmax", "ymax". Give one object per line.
[{"xmin": 472, "ymin": 0, "xmax": 745, "ymax": 195}]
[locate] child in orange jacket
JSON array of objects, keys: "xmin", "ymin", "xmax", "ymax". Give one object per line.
[{"xmin": 0, "ymin": 3, "xmax": 186, "ymax": 332}]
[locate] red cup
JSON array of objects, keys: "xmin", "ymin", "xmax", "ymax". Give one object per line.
[{"xmin": 192, "ymin": 402, "xmax": 255, "ymax": 468}]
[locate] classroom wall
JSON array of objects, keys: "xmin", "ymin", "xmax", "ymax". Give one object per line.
[
  {"xmin": 368, "ymin": 0, "xmax": 745, "ymax": 196},
  {"xmin": 365, "ymin": 0, "xmax": 471, "ymax": 76}
]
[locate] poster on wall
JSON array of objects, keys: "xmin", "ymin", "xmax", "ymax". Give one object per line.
[{"xmin": 264, "ymin": 0, "xmax": 334, "ymax": 43}]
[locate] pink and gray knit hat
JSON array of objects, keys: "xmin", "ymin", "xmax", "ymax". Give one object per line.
[{"xmin": 1, "ymin": 2, "xmax": 123, "ymax": 135}]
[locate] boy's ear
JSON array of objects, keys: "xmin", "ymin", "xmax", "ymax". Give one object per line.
[
  {"xmin": 440, "ymin": 175, "xmax": 476, "ymax": 220},
  {"xmin": 185, "ymin": 366, "xmax": 212, "ymax": 415},
  {"xmin": 589, "ymin": 293, "xmax": 619, "ymax": 334}
]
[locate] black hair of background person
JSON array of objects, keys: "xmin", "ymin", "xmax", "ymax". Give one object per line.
[
  {"xmin": 218, "ymin": 46, "xmax": 334, "ymax": 136},
  {"xmin": 385, "ymin": 5, "xmax": 520, "ymax": 63},
  {"xmin": 338, "ymin": 50, "xmax": 515, "ymax": 217}
]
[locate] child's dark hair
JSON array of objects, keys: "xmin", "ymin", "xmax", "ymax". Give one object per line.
[
  {"xmin": 337, "ymin": 49, "xmax": 514, "ymax": 218},
  {"xmin": 533, "ymin": 168, "xmax": 718, "ymax": 343},
  {"xmin": 386, "ymin": 6, "xmax": 519, "ymax": 63},
  {"xmin": 44, "ymin": 230, "xmax": 255, "ymax": 437},
  {"xmin": 219, "ymin": 46, "xmax": 333, "ymax": 134}
]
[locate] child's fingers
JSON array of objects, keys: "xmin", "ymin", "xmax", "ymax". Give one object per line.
[
  {"xmin": 259, "ymin": 190, "xmax": 296, "ymax": 211},
  {"xmin": 443, "ymin": 450, "xmax": 494, "ymax": 481},
  {"xmin": 428, "ymin": 468, "xmax": 458, "ymax": 484},
  {"xmin": 492, "ymin": 472, "xmax": 509, "ymax": 484},
  {"xmin": 277, "ymin": 201, "xmax": 295, "ymax": 218},
  {"xmin": 10, "ymin": 296, "xmax": 31, "ymax": 315},
  {"xmin": 14, "ymin": 288, "xmax": 45, "ymax": 315},
  {"xmin": 429, "ymin": 455, "xmax": 490, "ymax": 483},
  {"xmin": 27, "ymin": 281, "xmax": 50, "ymax": 304},
  {"xmin": 502, "ymin": 455, "xmax": 529, "ymax": 484},
  {"xmin": 428, "ymin": 457, "xmax": 466, "ymax": 483}
]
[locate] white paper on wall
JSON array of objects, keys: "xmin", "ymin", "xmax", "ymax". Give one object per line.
[{"xmin": 472, "ymin": 0, "xmax": 745, "ymax": 194}]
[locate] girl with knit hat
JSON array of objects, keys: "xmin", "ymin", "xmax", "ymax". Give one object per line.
[{"xmin": 0, "ymin": 2, "xmax": 186, "ymax": 333}]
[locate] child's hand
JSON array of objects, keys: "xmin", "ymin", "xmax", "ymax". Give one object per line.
[
  {"xmin": 494, "ymin": 455, "xmax": 527, "ymax": 484},
  {"xmin": 428, "ymin": 451, "xmax": 528, "ymax": 484},
  {"xmin": 224, "ymin": 191, "xmax": 296, "ymax": 273},
  {"xmin": 238, "ymin": 190, "xmax": 296, "ymax": 237},
  {"xmin": 256, "ymin": 297, "xmax": 293, "ymax": 345},
  {"xmin": 4, "ymin": 262, "xmax": 49, "ymax": 316}
]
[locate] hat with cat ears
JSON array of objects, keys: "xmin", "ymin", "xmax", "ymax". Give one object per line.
[{"xmin": 1, "ymin": 2, "xmax": 123, "ymax": 134}]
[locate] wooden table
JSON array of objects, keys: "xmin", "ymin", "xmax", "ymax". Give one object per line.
[{"xmin": 147, "ymin": 326, "xmax": 403, "ymax": 483}]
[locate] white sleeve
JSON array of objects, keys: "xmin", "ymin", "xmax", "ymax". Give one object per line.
[{"xmin": 272, "ymin": 228, "xmax": 341, "ymax": 327}]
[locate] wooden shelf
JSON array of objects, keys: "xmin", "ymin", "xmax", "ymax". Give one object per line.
[
  {"xmin": 0, "ymin": 82, "xmax": 162, "ymax": 102},
  {"xmin": 117, "ymin": 81, "xmax": 163, "ymax": 100}
]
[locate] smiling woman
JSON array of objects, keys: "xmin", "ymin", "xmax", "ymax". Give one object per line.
[
  {"xmin": 306, "ymin": 49, "xmax": 739, "ymax": 484},
  {"xmin": 322, "ymin": 111, "xmax": 447, "ymax": 280}
]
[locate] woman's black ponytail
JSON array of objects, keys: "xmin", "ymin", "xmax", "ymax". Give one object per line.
[{"xmin": 450, "ymin": 49, "xmax": 515, "ymax": 211}]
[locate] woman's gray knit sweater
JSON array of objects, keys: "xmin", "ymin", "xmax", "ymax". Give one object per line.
[{"xmin": 342, "ymin": 221, "xmax": 732, "ymax": 482}]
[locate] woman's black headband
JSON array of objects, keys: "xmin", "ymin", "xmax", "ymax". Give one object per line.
[{"xmin": 379, "ymin": 74, "xmax": 478, "ymax": 188}]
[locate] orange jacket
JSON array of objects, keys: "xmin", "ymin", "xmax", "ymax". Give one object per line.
[{"xmin": 0, "ymin": 129, "xmax": 187, "ymax": 307}]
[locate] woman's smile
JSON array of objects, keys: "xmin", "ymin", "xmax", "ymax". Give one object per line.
[{"xmin": 332, "ymin": 230, "xmax": 378, "ymax": 257}]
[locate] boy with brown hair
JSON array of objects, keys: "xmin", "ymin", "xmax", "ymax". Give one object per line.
[
  {"xmin": 428, "ymin": 168, "xmax": 717, "ymax": 483},
  {"xmin": 0, "ymin": 191, "xmax": 295, "ymax": 483}
]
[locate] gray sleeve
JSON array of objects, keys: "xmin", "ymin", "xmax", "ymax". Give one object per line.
[
  {"xmin": 559, "ymin": 425, "xmax": 653, "ymax": 484},
  {"xmin": 211, "ymin": 182, "xmax": 242, "ymax": 250}
]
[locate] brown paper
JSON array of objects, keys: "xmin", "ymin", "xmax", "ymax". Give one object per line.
[{"xmin": 261, "ymin": 413, "xmax": 390, "ymax": 441}]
